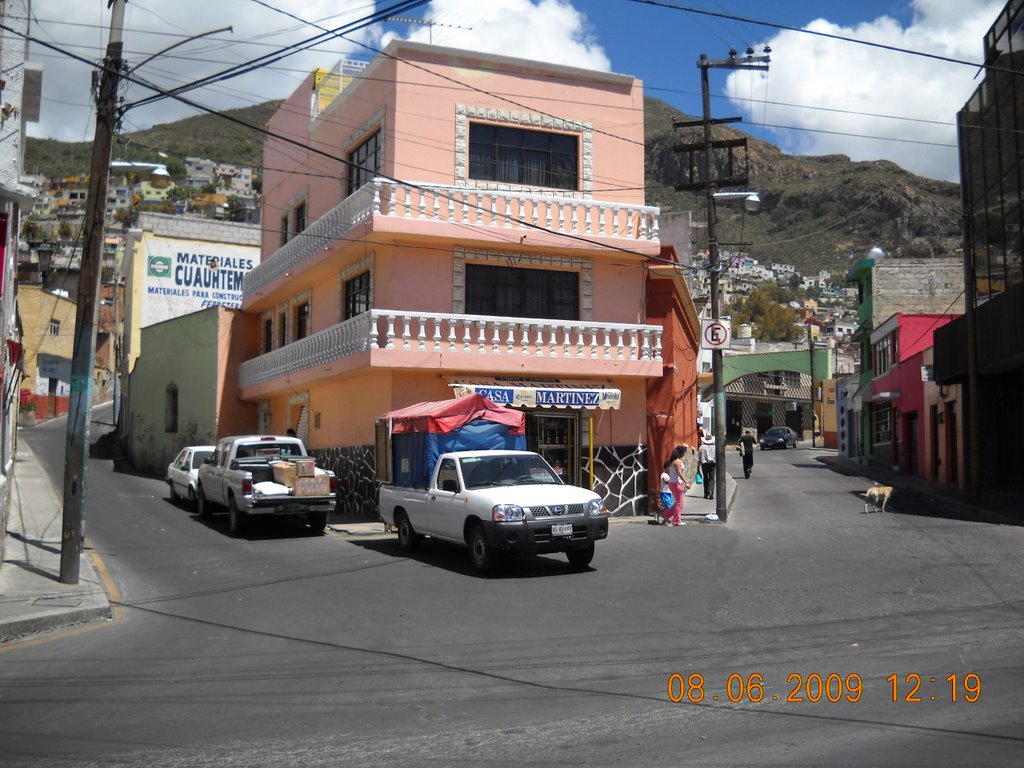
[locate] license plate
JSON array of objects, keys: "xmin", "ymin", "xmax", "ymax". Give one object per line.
[{"xmin": 551, "ymin": 523, "xmax": 573, "ymax": 537}]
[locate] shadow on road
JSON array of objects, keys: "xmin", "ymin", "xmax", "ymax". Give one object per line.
[{"xmin": 348, "ymin": 535, "xmax": 597, "ymax": 579}]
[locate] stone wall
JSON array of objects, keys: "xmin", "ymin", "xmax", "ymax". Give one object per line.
[{"xmin": 873, "ymin": 259, "xmax": 964, "ymax": 324}]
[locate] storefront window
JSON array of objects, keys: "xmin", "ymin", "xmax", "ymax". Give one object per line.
[{"xmin": 528, "ymin": 413, "xmax": 578, "ymax": 484}]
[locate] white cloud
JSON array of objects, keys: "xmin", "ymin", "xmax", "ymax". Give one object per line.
[
  {"xmin": 377, "ymin": 0, "xmax": 610, "ymax": 71},
  {"xmin": 725, "ymin": 0, "xmax": 1003, "ymax": 181},
  {"xmin": 27, "ymin": 0, "xmax": 379, "ymax": 141},
  {"xmin": 26, "ymin": 0, "xmax": 609, "ymax": 144}
]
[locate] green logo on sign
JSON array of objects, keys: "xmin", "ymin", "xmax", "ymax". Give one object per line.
[{"xmin": 148, "ymin": 256, "xmax": 172, "ymax": 278}]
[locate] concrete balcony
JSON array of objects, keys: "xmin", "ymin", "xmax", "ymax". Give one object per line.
[
  {"xmin": 243, "ymin": 179, "xmax": 661, "ymax": 299},
  {"xmin": 239, "ymin": 309, "xmax": 664, "ymax": 392}
]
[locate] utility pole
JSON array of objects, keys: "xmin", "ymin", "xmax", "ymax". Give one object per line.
[
  {"xmin": 60, "ymin": 0, "xmax": 126, "ymax": 584},
  {"xmin": 808, "ymin": 316, "xmax": 817, "ymax": 448},
  {"xmin": 692, "ymin": 47, "xmax": 769, "ymax": 521}
]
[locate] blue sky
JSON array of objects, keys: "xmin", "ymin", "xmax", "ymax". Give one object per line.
[{"xmin": 27, "ymin": 0, "xmax": 1004, "ymax": 181}]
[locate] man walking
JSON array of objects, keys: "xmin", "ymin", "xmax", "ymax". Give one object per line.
[
  {"xmin": 698, "ymin": 432, "xmax": 717, "ymax": 500},
  {"xmin": 739, "ymin": 429, "xmax": 756, "ymax": 479}
]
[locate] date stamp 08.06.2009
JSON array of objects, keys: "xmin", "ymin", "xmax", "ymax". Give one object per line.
[{"xmin": 666, "ymin": 672, "xmax": 982, "ymax": 705}]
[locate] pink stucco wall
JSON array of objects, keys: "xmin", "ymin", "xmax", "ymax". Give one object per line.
[{"xmin": 253, "ymin": 42, "xmax": 656, "ymax": 459}]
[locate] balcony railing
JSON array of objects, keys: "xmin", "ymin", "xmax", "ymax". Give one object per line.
[
  {"xmin": 239, "ymin": 309, "xmax": 663, "ymax": 390},
  {"xmin": 244, "ymin": 179, "xmax": 661, "ymax": 297}
]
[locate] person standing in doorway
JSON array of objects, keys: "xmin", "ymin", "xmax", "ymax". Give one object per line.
[
  {"xmin": 739, "ymin": 429, "xmax": 756, "ymax": 479},
  {"xmin": 698, "ymin": 432, "xmax": 717, "ymax": 500}
]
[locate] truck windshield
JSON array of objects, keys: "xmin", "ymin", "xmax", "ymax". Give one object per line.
[{"xmin": 460, "ymin": 454, "xmax": 561, "ymax": 488}]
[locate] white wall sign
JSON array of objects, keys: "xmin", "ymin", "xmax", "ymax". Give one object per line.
[{"xmin": 142, "ymin": 237, "xmax": 259, "ymax": 327}]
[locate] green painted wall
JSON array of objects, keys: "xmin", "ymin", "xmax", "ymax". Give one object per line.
[
  {"xmin": 127, "ymin": 308, "xmax": 221, "ymax": 476},
  {"xmin": 722, "ymin": 347, "xmax": 833, "ymax": 385}
]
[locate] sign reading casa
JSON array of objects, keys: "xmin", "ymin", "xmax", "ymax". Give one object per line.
[{"xmin": 141, "ymin": 236, "xmax": 260, "ymax": 327}]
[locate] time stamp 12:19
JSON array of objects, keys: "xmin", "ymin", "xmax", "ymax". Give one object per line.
[{"xmin": 666, "ymin": 673, "xmax": 982, "ymax": 704}]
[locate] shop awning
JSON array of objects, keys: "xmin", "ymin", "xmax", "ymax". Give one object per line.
[
  {"xmin": 451, "ymin": 380, "xmax": 621, "ymax": 410},
  {"xmin": 872, "ymin": 390, "xmax": 900, "ymax": 402},
  {"xmin": 850, "ymin": 380, "xmax": 874, "ymax": 410}
]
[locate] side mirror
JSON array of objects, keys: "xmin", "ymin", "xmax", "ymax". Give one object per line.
[{"xmin": 442, "ymin": 479, "xmax": 458, "ymax": 493}]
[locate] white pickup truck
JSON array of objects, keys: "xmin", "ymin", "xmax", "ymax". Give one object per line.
[
  {"xmin": 197, "ymin": 435, "xmax": 336, "ymax": 536},
  {"xmin": 378, "ymin": 449, "xmax": 608, "ymax": 574}
]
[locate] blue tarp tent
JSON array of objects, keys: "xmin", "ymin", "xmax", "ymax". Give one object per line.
[{"xmin": 379, "ymin": 394, "xmax": 526, "ymax": 488}]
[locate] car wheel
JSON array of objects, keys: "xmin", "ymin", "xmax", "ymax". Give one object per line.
[
  {"xmin": 397, "ymin": 512, "xmax": 421, "ymax": 553},
  {"xmin": 566, "ymin": 543, "xmax": 595, "ymax": 569},
  {"xmin": 307, "ymin": 510, "xmax": 328, "ymax": 534},
  {"xmin": 228, "ymin": 495, "xmax": 247, "ymax": 536},
  {"xmin": 197, "ymin": 485, "xmax": 213, "ymax": 519},
  {"xmin": 188, "ymin": 487, "xmax": 197, "ymax": 511},
  {"xmin": 468, "ymin": 524, "xmax": 495, "ymax": 575},
  {"xmin": 168, "ymin": 481, "xmax": 179, "ymax": 503}
]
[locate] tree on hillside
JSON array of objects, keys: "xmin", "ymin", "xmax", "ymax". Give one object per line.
[{"xmin": 726, "ymin": 285, "xmax": 803, "ymax": 342}]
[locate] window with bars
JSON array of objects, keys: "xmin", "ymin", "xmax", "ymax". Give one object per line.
[
  {"xmin": 347, "ymin": 130, "xmax": 381, "ymax": 195},
  {"xmin": 874, "ymin": 404, "xmax": 891, "ymax": 444},
  {"xmin": 469, "ymin": 123, "xmax": 578, "ymax": 190},
  {"xmin": 293, "ymin": 201, "xmax": 307, "ymax": 235},
  {"xmin": 344, "ymin": 271, "xmax": 371, "ymax": 320},
  {"xmin": 49, "ymin": 319, "xmax": 60, "ymax": 336},
  {"xmin": 465, "ymin": 263, "xmax": 578, "ymax": 321}
]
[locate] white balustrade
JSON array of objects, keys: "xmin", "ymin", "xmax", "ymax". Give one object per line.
[
  {"xmin": 239, "ymin": 309, "xmax": 663, "ymax": 389},
  {"xmin": 244, "ymin": 180, "xmax": 660, "ymax": 302}
]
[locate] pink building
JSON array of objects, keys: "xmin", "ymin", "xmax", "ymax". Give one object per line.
[{"xmin": 239, "ymin": 42, "xmax": 669, "ymax": 517}]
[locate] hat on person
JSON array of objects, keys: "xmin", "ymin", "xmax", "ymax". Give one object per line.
[{"xmin": 702, "ymin": 432, "xmax": 715, "ymax": 443}]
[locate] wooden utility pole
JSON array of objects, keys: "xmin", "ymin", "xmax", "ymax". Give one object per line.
[{"xmin": 60, "ymin": 0, "xmax": 126, "ymax": 584}]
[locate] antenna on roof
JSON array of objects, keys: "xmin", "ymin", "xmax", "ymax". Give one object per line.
[{"xmin": 386, "ymin": 16, "xmax": 473, "ymax": 45}]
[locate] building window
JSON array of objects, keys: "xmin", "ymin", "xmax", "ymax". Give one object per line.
[
  {"xmin": 874, "ymin": 335, "xmax": 893, "ymax": 375},
  {"xmin": 469, "ymin": 123, "xmax": 578, "ymax": 190},
  {"xmin": 465, "ymin": 263, "xmax": 578, "ymax": 320},
  {"xmin": 874, "ymin": 404, "xmax": 891, "ymax": 444},
  {"xmin": 293, "ymin": 200, "xmax": 306, "ymax": 234},
  {"xmin": 347, "ymin": 130, "xmax": 381, "ymax": 195},
  {"xmin": 49, "ymin": 319, "xmax": 60, "ymax": 335},
  {"xmin": 296, "ymin": 302, "xmax": 310, "ymax": 340},
  {"xmin": 263, "ymin": 317, "xmax": 273, "ymax": 353},
  {"xmin": 280, "ymin": 214, "xmax": 289, "ymax": 247},
  {"xmin": 344, "ymin": 271, "xmax": 371, "ymax": 320},
  {"xmin": 278, "ymin": 309, "xmax": 287, "ymax": 346},
  {"xmin": 165, "ymin": 384, "xmax": 178, "ymax": 433}
]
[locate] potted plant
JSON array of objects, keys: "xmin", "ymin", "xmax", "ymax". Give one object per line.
[{"xmin": 18, "ymin": 390, "xmax": 37, "ymax": 426}]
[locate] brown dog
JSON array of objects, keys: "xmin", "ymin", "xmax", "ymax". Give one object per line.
[{"xmin": 863, "ymin": 485, "xmax": 893, "ymax": 513}]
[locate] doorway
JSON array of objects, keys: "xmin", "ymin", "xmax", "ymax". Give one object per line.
[
  {"xmin": 905, "ymin": 411, "xmax": 918, "ymax": 476},
  {"xmin": 527, "ymin": 412, "xmax": 577, "ymax": 485}
]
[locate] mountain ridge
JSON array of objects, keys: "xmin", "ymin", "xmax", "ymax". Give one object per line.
[{"xmin": 25, "ymin": 97, "xmax": 962, "ymax": 277}]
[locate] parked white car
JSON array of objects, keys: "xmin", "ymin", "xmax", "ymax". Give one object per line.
[{"xmin": 166, "ymin": 445, "xmax": 215, "ymax": 509}]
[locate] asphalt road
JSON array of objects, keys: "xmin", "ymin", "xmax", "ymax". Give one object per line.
[{"xmin": 1, "ymin": 416, "xmax": 1022, "ymax": 767}]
